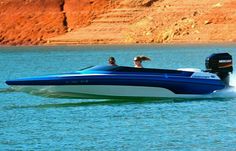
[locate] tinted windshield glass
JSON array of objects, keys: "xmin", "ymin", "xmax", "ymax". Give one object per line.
[
  {"xmin": 82, "ymin": 65, "xmax": 118, "ymax": 71},
  {"xmin": 80, "ymin": 65, "xmax": 193, "ymax": 77}
]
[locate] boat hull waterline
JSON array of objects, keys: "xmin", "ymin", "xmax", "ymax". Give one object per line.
[{"xmin": 11, "ymin": 85, "xmax": 220, "ymax": 99}]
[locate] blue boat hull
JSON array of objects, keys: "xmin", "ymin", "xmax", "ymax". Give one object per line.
[{"xmin": 5, "ymin": 66, "xmax": 226, "ymax": 98}]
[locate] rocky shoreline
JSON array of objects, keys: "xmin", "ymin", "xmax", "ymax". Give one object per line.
[{"xmin": 0, "ymin": 0, "xmax": 235, "ymax": 46}]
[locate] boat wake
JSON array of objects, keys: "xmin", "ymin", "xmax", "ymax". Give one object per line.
[
  {"xmin": 209, "ymin": 74, "xmax": 236, "ymax": 98},
  {"xmin": 210, "ymin": 87, "xmax": 236, "ymax": 98},
  {"xmin": 8, "ymin": 99, "xmax": 162, "ymax": 109},
  {"xmin": 229, "ymin": 74, "xmax": 236, "ymax": 88},
  {"xmin": 0, "ymin": 87, "xmax": 15, "ymax": 93}
]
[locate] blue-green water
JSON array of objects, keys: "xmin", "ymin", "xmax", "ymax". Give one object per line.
[{"xmin": 1, "ymin": 45, "xmax": 236, "ymax": 150}]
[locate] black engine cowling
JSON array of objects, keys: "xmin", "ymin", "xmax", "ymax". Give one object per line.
[{"xmin": 205, "ymin": 53, "xmax": 233, "ymax": 85}]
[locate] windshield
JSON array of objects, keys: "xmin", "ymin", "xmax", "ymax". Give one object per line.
[
  {"xmin": 80, "ymin": 65, "xmax": 192, "ymax": 76},
  {"xmin": 81, "ymin": 65, "xmax": 118, "ymax": 72}
]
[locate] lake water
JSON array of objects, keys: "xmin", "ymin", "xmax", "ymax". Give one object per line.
[{"xmin": 1, "ymin": 44, "xmax": 236, "ymax": 150}]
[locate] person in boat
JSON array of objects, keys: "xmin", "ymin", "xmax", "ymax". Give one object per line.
[
  {"xmin": 133, "ymin": 55, "xmax": 151, "ymax": 68},
  {"xmin": 108, "ymin": 57, "xmax": 118, "ymax": 66},
  {"xmin": 133, "ymin": 56, "xmax": 143, "ymax": 68}
]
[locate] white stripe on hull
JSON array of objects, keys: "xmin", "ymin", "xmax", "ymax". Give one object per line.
[{"xmin": 12, "ymin": 85, "xmax": 203, "ymax": 98}]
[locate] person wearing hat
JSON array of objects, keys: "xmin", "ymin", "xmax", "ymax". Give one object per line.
[{"xmin": 108, "ymin": 57, "xmax": 118, "ymax": 66}]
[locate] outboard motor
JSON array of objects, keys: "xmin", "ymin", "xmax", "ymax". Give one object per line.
[{"xmin": 205, "ymin": 53, "xmax": 233, "ymax": 86}]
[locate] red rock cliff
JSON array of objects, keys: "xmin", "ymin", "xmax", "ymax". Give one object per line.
[
  {"xmin": 0, "ymin": 0, "xmax": 235, "ymax": 45},
  {"xmin": 64, "ymin": 0, "xmax": 112, "ymax": 30},
  {"xmin": 0, "ymin": 0, "xmax": 112, "ymax": 45},
  {"xmin": 0, "ymin": 0, "xmax": 65, "ymax": 45}
]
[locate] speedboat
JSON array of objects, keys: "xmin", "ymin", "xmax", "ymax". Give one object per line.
[{"xmin": 5, "ymin": 53, "xmax": 233, "ymax": 98}]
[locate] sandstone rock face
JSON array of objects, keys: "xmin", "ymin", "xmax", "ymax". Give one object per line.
[
  {"xmin": 0, "ymin": 0, "xmax": 112, "ymax": 45},
  {"xmin": 125, "ymin": 0, "xmax": 236, "ymax": 43},
  {"xmin": 120, "ymin": 0, "xmax": 158, "ymax": 7},
  {"xmin": 0, "ymin": 0, "xmax": 235, "ymax": 45},
  {"xmin": 64, "ymin": 0, "xmax": 112, "ymax": 30},
  {"xmin": 0, "ymin": 0, "xmax": 66, "ymax": 45}
]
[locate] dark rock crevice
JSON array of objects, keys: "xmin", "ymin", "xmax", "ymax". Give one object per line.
[
  {"xmin": 60, "ymin": 0, "xmax": 68, "ymax": 30},
  {"xmin": 143, "ymin": 0, "xmax": 159, "ymax": 7}
]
